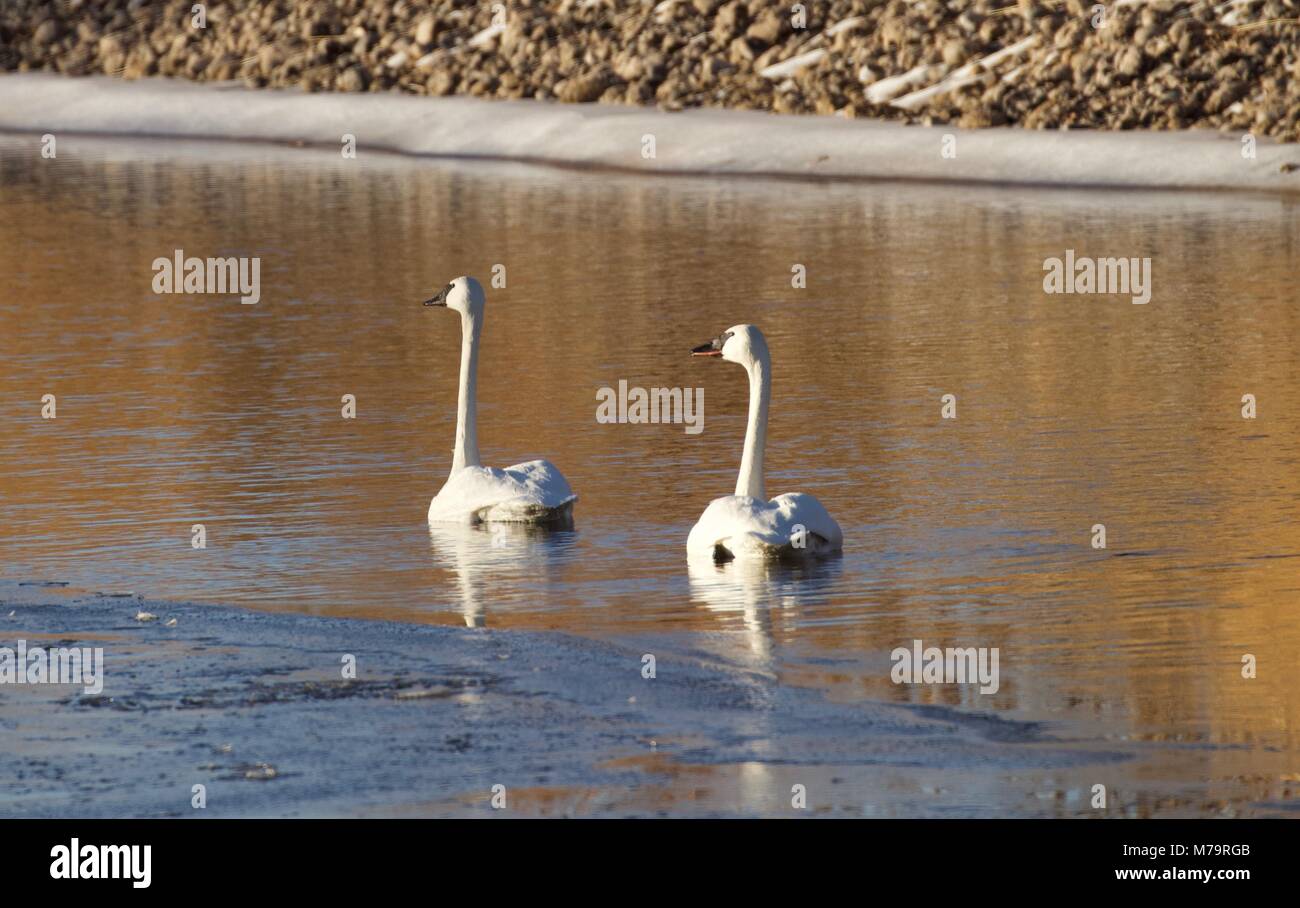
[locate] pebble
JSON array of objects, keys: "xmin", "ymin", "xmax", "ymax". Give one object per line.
[
  {"xmin": 0, "ymin": 0, "xmax": 1295, "ymax": 141},
  {"xmin": 244, "ymin": 762, "xmax": 278, "ymax": 781}
]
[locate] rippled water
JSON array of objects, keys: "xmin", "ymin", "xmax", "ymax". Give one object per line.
[{"xmin": 2, "ymin": 135, "xmax": 1299, "ymax": 815}]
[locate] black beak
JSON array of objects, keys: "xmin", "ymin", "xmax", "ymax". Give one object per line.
[
  {"xmin": 692, "ymin": 335, "xmax": 725, "ymax": 357},
  {"xmin": 423, "ymin": 287, "xmax": 448, "ymax": 307}
]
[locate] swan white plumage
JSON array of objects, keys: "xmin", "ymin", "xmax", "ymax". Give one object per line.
[
  {"xmin": 688, "ymin": 324, "xmax": 843, "ymax": 561},
  {"xmin": 423, "ymin": 276, "xmax": 577, "ymax": 525}
]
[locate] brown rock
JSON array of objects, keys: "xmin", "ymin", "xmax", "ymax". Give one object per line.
[
  {"xmin": 941, "ymin": 39, "xmax": 969, "ymax": 66},
  {"xmin": 123, "ymin": 45, "xmax": 157, "ymax": 80},
  {"xmin": 700, "ymin": 56, "xmax": 735, "ymax": 82},
  {"xmin": 613, "ymin": 52, "xmax": 644, "ymax": 82},
  {"xmin": 1017, "ymin": 0, "xmax": 1045, "ymax": 22},
  {"xmin": 60, "ymin": 45, "xmax": 91, "ymax": 76},
  {"xmin": 712, "ymin": 2, "xmax": 749, "ymax": 43},
  {"xmin": 212, "ymin": 56, "xmax": 238, "ymax": 81},
  {"xmin": 625, "ymin": 80, "xmax": 654, "ymax": 104},
  {"xmin": 745, "ymin": 9, "xmax": 784, "ymax": 47},
  {"xmin": 557, "ymin": 69, "xmax": 610, "ymax": 103},
  {"xmin": 1205, "ymin": 80, "xmax": 1247, "ymax": 114},
  {"xmin": 501, "ymin": 19, "xmax": 528, "ymax": 53},
  {"xmin": 655, "ymin": 75, "xmax": 688, "ymax": 102},
  {"xmin": 415, "ymin": 16, "xmax": 436, "ymax": 48},
  {"xmin": 426, "ymin": 69, "xmax": 455, "ymax": 96},
  {"xmin": 338, "ymin": 66, "xmax": 369, "ymax": 92},
  {"xmin": 1117, "ymin": 46, "xmax": 1143, "ymax": 77},
  {"xmin": 97, "ymin": 35, "xmax": 123, "ymax": 59},
  {"xmin": 641, "ymin": 55, "xmax": 668, "ymax": 83},
  {"xmin": 728, "ymin": 37, "xmax": 757, "ymax": 65},
  {"xmin": 33, "ymin": 20, "xmax": 61, "ymax": 46}
]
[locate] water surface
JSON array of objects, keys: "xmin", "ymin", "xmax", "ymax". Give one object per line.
[{"xmin": 2, "ymin": 135, "xmax": 1298, "ymax": 816}]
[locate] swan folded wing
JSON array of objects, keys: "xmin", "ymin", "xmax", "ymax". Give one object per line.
[
  {"xmin": 688, "ymin": 493, "xmax": 842, "ymax": 559},
  {"xmin": 770, "ymin": 492, "xmax": 843, "ymax": 550},
  {"xmin": 428, "ymin": 460, "xmax": 577, "ymax": 524}
]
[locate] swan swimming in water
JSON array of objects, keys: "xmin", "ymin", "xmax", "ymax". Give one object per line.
[
  {"xmin": 688, "ymin": 324, "xmax": 843, "ymax": 561},
  {"xmin": 422, "ymin": 276, "xmax": 577, "ymax": 525}
]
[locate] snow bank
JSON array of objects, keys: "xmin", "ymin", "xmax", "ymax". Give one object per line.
[{"xmin": 2, "ymin": 73, "xmax": 1298, "ymax": 193}]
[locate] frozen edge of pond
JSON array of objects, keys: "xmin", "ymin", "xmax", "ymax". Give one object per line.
[
  {"xmin": 0, "ymin": 579, "xmax": 1126, "ymax": 818},
  {"xmin": 3, "ymin": 72, "xmax": 1300, "ymax": 193}
]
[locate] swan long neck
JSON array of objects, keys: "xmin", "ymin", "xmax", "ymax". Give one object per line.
[
  {"xmin": 452, "ymin": 309, "xmax": 482, "ymax": 473},
  {"xmin": 736, "ymin": 352, "xmax": 769, "ymax": 500}
]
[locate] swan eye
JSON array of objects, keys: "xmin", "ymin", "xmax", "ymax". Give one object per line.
[{"xmin": 692, "ymin": 330, "xmax": 734, "ymax": 356}]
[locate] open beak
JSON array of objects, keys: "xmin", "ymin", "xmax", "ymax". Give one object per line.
[
  {"xmin": 423, "ymin": 288, "xmax": 448, "ymax": 307},
  {"xmin": 692, "ymin": 337, "xmax": 724, "ymax": 357}
]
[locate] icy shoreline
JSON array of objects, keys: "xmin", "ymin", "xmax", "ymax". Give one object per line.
[
  {"xmin": 0, "ymin": 579, "xmax": 1127, "ymax": 818},
  {"xmin": 3, "ymin": 73, "xmax": 1300, "ymax": 193}
]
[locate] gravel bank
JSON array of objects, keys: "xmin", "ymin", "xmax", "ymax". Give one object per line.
[{"xmin": 2, "ymin": 1, "xmax": 1300, "ymax": 142}]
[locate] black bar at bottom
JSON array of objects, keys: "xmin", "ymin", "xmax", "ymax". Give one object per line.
[{"xmin": 4, "ymin": 819, "xmax": 1284, "ymax": 892}]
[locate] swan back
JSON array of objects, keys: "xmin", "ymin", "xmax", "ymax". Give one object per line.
[
  {"xmin": 688, "ymin": 492, "xmax": 843, "ymax": 561},
  {"xmin": 429, "ymin": 460, "xmax": 577, "ymax": 525}
]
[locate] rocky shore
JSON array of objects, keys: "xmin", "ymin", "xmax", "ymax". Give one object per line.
[{"xmin": 2, "ymin": 1, "xmax": 1299, "ymax": 142}]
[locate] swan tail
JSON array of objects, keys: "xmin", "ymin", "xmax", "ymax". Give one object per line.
[
  {"xmin": 696, "ymin": 529, "xmax": 840, "ymax": 563},
  {"xmin": 478, "ymin": 495, "xmax": 576, "ymax": 526}
]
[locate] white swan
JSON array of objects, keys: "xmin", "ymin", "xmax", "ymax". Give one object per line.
[
  {"xmin": 688, "ymin": 324, "xmax": 843, "ymax": 561},
  {"xmin": 423, "ymin": 276, "xmax": 576, "ymax": 525}
]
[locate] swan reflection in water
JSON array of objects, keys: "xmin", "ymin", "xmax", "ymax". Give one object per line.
[
  {"xmin": 687, "ymin": 556, "xmax": 843, "ymax": 662},
  {"xmin": 427, "ymin": 521, "xmax": 577, "ymax": 627},
  {"xmin": 687, "ymin": 557, "xmax": 843, "ymax": 807}
]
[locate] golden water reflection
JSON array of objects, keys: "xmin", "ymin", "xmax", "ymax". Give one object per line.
[{"xmin": 1, "ymin": 135, "xmax": 1297, "ymax": 814}]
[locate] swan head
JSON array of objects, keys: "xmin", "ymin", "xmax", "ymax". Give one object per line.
[
  {"xmin": 692, "ymin": 324, "xmax": 767, "ymax": 368},
  {"xmin": 423, "ymin": 275, "xmax": 485, "ymax": 317}
]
